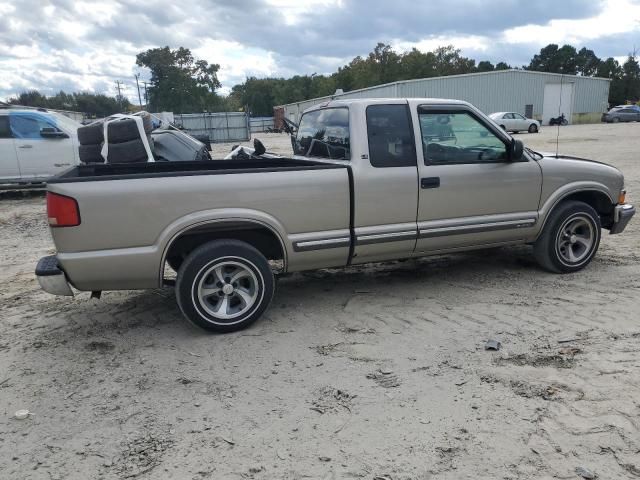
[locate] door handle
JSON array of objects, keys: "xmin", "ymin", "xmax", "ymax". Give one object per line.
[
  {"xmin": 54, "ymin": 163, "xmax": 71, "ymax": 167},
  {"xmin": 18, "ymin": 145, "xmax": 33, "ymax": 149},
  {"xmin": 421, "ymin": 177, "xmax": 440, "ymax": 189}
]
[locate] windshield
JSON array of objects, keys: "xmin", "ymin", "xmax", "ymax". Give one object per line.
[{"xmin": 293, "ymin": 108, "xmax": 350, "ymax": 160}]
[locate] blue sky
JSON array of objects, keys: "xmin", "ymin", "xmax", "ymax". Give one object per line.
[{"xmin": 1, "ymin": 0, "xmax": 639, "ymax": 102}]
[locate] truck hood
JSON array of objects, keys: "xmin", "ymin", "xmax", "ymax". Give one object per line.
[
  {"xmin": 535, "ymin": 151, "xmax": 624, "ymax": 200},
  {"xmin": 537, "ymin": 151, "xmax": 616, "ymax": 168}
]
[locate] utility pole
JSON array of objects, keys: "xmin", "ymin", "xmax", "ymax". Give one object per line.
[
  {"xmin": 134, "ymin": 74, "xmax": 143, "ymax": 109},
  {"xmin": 142, "ymin": 82, "xmax": 149, "ymax": 108},
  {"xmin": 115, "ymin": 80, "xmax": 123, "ymax": 111}
]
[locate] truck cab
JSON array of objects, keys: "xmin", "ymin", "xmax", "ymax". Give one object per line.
[
  {"xmin": 291, "ymin": 99, "xmax": 544, "ymax": 264},
  {"xmin": 0, "ymin": 108, "xmax": 80, "ymax": 184}
]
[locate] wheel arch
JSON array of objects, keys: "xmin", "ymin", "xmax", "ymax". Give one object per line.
[
  {"xmin": 537, "ymin": 186, "xmax": 616, "ymax": 239},
  {"xmin": 160, "ymin": 217, "xmax": 288, "ymax": 281}
]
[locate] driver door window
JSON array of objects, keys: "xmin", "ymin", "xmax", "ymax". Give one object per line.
[
  {"xmin": 420, "ymin": 111, "xmax": 507, "ymax": 165},
  {"xmin": 9, "ymin": 115, "xmax": 55, "ymax": 139}
]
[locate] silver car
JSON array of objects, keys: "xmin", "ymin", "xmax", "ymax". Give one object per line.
[
  {"xmin": 489, "ymin": 112, "xmax": 541, "ymax": 133},
  {"xmin": 602, "ymin": 106, "xmax": 640, "ymax": 123}
]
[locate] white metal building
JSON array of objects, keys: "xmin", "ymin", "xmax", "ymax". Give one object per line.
[{"xmin": 277, "ymin": 70, "xmax": 611, "ymax": 126}]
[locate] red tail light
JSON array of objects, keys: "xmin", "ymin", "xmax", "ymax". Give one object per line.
[{"xmin": 47, "ymin": 192, "xmax": 80, "ymax": 227}]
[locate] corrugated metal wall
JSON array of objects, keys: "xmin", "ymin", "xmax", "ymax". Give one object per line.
[
  {"xmin": 280, "ymin": 70, "xmax": 610, "ymax": 125},
  {"xmin": 173, "ymin": 112, "xmax": 250, "ymax": 143},
  {"xmin": 249, "ymin": 116, "xmax": 275, "ymax": 133}
]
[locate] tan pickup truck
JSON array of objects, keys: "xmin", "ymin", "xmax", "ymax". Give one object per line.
[{"xmin": 36, "ymin": 98, "xmax": 635, "ymax": 332}]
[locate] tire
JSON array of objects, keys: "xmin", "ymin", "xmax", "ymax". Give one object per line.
[
  {"xmin": 78, "ymin": 143, "xmax": 104, "ymax": 164},
  {"xmin": 499, "ymin": 124, "xmax": 506, "ymax": 130},
  {"xmin": 533, "ymin": 201, "xmax": 601, "ymax": 273},
  {"xmin": 612, "ymin": 117, "xmax": 620, "ymax": 123},
  {"xmin": 107, "ymin": 119, "xmax": 141, "ymax": 143},
  {"xmin": 175, "ymin": 240, "xmax": 275, "ymax": 333},
  {"xmin": 528, "ymin": 123, "xmax": 538, "ymax": 133},
  {"xmin": 106, "ymin": 138, "xmax": 149, "ymax": 163},
  {"xmin": 77, "ymin": 122, "xmax": 104, "ymax": 145}
]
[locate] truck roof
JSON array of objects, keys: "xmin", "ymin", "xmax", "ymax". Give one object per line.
[{"xmin": 304, "ymin": 97, "xmax": 471, "ymax": 113}]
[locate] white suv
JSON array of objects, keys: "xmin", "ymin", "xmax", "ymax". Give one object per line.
[{"xmin": 0, "ymin": 108, "xmax": 81, "ymax": 184}]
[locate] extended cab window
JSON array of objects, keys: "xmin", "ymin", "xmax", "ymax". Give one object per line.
[
  {"xmin": 419, "ymin": 109, "xmax": 508, "ymax": 165},
  {"xmin": 366, "ymin": 104, "xmax": 416, "ymax": 168},
  {"xmin": 293, "ymin": 108, "xmax": 349, "ymax": 160}
]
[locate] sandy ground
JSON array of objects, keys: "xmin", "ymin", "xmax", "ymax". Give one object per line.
[{"xmin": 1, "ymin": 123, "xmax": 639, "ymax": 479}]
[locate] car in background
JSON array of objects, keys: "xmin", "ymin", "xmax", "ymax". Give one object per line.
[
  {"xmin": 489, "ymin": 112, "xmax": 540, "ymax": 133},
  {"xmin": 602, "ymin": 106, "xmax": 640, "ymax": 123},
  {"xmin": 0, "ymin": 108, "xmax": 81, "ymax": 184}
]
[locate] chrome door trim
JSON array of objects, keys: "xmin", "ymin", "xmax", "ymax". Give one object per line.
[
  {"xmin": 293, "ymin": 237, "xmax": 351, "ymax": 252},
  {"xmin": 356, "ymin": 230, "xmax": 417, "ymax": 246},
  {"xmin": 419, "ymin": 217, "xmax": 536, "ymax": 238}
]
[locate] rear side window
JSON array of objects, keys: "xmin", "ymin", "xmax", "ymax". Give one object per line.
[
  {"xmin": 366, "ymin": 104, "xmax": 416, "ymax": 168},
  {"xmin": 293, "ymin": 108, "xmax": 349, "ymax": 160},
  {"xmin": 0, "ymin": 116, "xmax": 10, "ymax": 138}
]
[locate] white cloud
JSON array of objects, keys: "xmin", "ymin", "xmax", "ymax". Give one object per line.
[
  {"xmin": 194, "ymin": 39, "xmax": 279, "ymax": 93},
  {"xmin": 1, "ymin": 0, "xmax": 639, "ymax": 104},
  {"xmin": 264, "ymin": 0, "xmax": 343, "ymax": 25},
  {"xmin": 503, "ymin": 0, "xmax": 640, "ymax": 45},
  {"xmin": 394, "ymin": 35, "xmax": 491, "ymax": 54}
]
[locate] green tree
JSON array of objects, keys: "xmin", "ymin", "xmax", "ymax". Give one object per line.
[
  {"xmin": 398, "ymin": 48, "xmax": 437, "ymax": 80},
  {"xmin": 495, "ymin": 62, "xmax": 511, "ymax": 70},
  {"xmin": 7, "ymin": 90, "xmax": 129, "ymax": 117},
  {"xmin": 575, "ymin": 47, "xmax": 601, "ymax": 76},
  {"xmin": 620, "ymin": 54, "xmax": 640, "ymax": 102},
  {"xmin": 527, "ymin": 44, "xmax": 579, "ymax": 75},
  {"xmin": 477, "ymin": 61, "xmax": 495, "ymax": 72},
  {"xmin": 433, "ymin": 45, "xmax": 476, "ymax": 75},
  {"xmin": 136, "ymin": 46, "xmax": 222, "ymax": 113}
]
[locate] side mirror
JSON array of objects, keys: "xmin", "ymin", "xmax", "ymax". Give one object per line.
[
  {"xmin": 41, "ymin": 127, "xmax": 68, "ymax": 139},
  {"xmin": 509, "ymin": 138, "xmax": 524, "ymax": 161}
]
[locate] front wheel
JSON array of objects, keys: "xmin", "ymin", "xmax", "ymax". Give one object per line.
[
  {"xmin": 176, "ymin": 240, "xmax": 275, "ymax": 333},
  {"xmin": 528, "ymin": 123, "xmax": 538, "ymax": 133},
  {"xmin": 533, "ymin": 201, "xmax": 601, "ymax": 273}
]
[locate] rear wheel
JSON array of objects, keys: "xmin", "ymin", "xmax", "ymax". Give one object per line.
[
  {"xmin": 528, "ymin": 123, "xmax": 538, "ymax": 133},
  {"xmin": 175, "ymin": 240, "xmax": 275, "ymax": 333},
  {"xmin": 533, "ymin": 201, "xmax": 601, "ymax": 273}
]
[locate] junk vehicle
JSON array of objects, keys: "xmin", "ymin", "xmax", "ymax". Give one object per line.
[
  {"xmin": 0, "ymin": 107, "xmax": 209, "ymax": 185},
  {"xmin": 36, "ymin": 98, "xmax": 635, "ymax": 332}
]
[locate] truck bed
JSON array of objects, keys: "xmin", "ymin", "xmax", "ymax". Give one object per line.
[{"xmin": 48, "ymin": 157, "xmax": 344, "ymax": 183}]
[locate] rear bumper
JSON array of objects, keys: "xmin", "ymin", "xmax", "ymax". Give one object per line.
[
  {"xmin": 35, "ymin": 255, "xmax": 73, "ymax": 296},
  {"xmin": 610, "ymin": 204, "xmax": 635, "ymax": 235}
]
